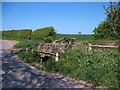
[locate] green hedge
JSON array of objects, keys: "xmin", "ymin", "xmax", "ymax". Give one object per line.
[
  {"xmin": 32, "ymin": 27, "xmax": 56, "ymax": 42},
  {"xmin": 2, "ymin": 29, "xmax": 32, "ymax": 40},
  {"xmin": 2, "ymin": 27, "xmax": 56, "ymax": 42}
]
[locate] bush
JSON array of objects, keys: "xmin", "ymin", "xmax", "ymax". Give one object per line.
[
  {"xmin": 17, "ymin": 48, "xmax": 41, "ymax": 63},
  {"xmin": 32, "ymin": 27, "xmax": 56, "ymax": 42},
  {"xmin": 42, "ymin": 57, "xmax": 56, "ymax": 72}
]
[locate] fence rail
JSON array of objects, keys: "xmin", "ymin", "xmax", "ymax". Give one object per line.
[{"xmin": 87, "ymin": 43, "xmax": 119, "ymax": 51}]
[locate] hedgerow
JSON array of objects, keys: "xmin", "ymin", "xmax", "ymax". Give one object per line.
[
  {"xmin": 2, "ymin": 27, "xmax": 56, "ymax": 43},
  {"xmin": 32, "ymin": 27, "xmax": 56, "ymax": 42},
  {"xmin": 2, "ymin": 29, "xmax": 32, "ymax": 40}
]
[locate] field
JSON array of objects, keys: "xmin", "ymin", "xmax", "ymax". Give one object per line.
[{"xmin": 56, "ymin": 34, "xmax": 94, "ymax": 41}]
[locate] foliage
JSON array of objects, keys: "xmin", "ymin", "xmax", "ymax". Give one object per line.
[
  {"xmin": 18, "ymin": 48, "xmax": 41, "ymax": 63},
  {"xmin": 14, "ymin": 40, "xmax": 39, "ymax": 49},
  {"xmin": 17, "ymin": 30, "xmax": 32, "ymax": 40},
  {"xmin": 32, "ymin": 27, "xmax": 56, "ymax": 42},
  {"xmin": 2, "ymin": 27, "xmax": 56, "ymax": 42},
  {"xmin": 2, "ymin": 29, "xmax": 32, "ymax": 40},
  {"xmin": 45, "ymin": 48, "xmax": 119, "ymax": 88},
  {"xmin": 42, "ymin": 58, "xmax": 56, "ymax": 72},
  {"xmin": 93, "ymin": 21, "xmax": 110, "ymax": 39},
  {"xmin": 93, "ymin": 2, "xmax": 120, "ymax": 39},
  {"xmin": 17, "ymin": 44, "xmax": 119, "ymax": 88}
]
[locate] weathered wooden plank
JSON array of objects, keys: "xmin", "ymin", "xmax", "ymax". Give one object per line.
[{"xmin": 91, "ymin": 45, "xmax": 118, "ymax": 48}]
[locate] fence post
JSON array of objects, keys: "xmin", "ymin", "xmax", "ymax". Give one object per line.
[
  {"xmin": 88, "ymin": 43, "xmax": 92, "ymax": 51},
  {"xmin": 26, "ymin": 48, "xmax": 28, "ymax": 53},
  {"xmin": 31, "ymin": 49, "xmax": 34, "ymax": 54},
  {"xmin": 55, "ymin": 53, "xmax": 59, "ymax": 62}
]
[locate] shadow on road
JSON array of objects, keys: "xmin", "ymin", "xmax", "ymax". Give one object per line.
[{"xmin": 2, "ymin": 51, "xmax": 86, "ymax": 88}]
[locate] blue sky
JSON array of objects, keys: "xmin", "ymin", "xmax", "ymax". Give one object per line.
[{"xmin": 2, "ymin": 2, "xmax": 109, "ymax": 34}]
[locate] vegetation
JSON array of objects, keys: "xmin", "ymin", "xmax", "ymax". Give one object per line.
[
  {"xmin": 56, "ymin": 34, "xmax": 93, "ymax": 41},
  {"xmin": 2, "ymin": 1, "xmax": 119, "ymax": 88},
  {"xmin": 2, "ymin": 29, "xmax": 32, "ymax": 40},
  {"xmin": 14, "ymin": 40, "xmax": 39, "ymax": 49},
  {"xmin": 79, "ymin": 39, "xmax": 119, "ymax": 46},
  {"xmin": 17, "ymin": 47, "xmax": 119, "ymax": 88},
  {"xmin": 93, "ymin": 2, "xmax": 120, "ymax": 40},
  {"xmin": 32, "ymin": 27, "xmax": 56, "ymax": 43},
  {"xmin": 2, "ymin": 26, "xmax": 56, "ymax": 43}
]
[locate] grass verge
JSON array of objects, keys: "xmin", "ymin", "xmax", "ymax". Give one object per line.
[{"xmin": 16, "ymin": 43, "xmax": 119, "ymax": 88}]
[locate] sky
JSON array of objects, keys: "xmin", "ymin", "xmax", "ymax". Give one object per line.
[{"xmin": 2, "ymin": 2, "xmax": 110, "ymax": 34}]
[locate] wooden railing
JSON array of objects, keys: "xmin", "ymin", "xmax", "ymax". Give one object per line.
[{"xmin": 87, "ymin": 43, "xmax": 119, "ymax": 51}]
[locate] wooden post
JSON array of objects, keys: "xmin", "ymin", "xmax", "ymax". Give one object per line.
[
  {"xmin": 26, "ymin": 48, "xmax": 28, "ymax": 53},
  {"xmin": 55, "ymin": 53, "xmax": 59, "ymax": 62},
  {"xmin": 31, "ymin": 49, "xmax": 34, "ymax": 54},
  {"xmin": 88, "ymin": 43, "xmax": 92, "ymax": 51}
]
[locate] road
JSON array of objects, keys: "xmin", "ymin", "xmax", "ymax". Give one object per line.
[{"xmin": 1, "ymin": 40, "xmax": 91, "ymax": 88}]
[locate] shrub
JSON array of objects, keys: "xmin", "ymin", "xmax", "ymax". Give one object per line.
[
  {"xmin": 32, "ymin": 27, "xmax": 56, "ymax": 42},
  {"xmin": 17, "ymin": 48, "xmax": 41, "ymax": 63}
]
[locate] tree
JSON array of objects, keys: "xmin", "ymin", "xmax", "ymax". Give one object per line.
[
  {"xmin": 78, "ymin": 32, "xmax": 81, "ymax": 35},
  {"xmin": 93, "ymin": 1, "xmax": 120, "ymax": 39}
]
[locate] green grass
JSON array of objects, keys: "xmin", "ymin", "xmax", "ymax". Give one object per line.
[
  {"xmin": 56, "ymin": 34, "xmax": 94, "ymax": 41},
  {"xmin": 79, "ymin": 39, "xmax": 119, "ymax": 45},
  {"xmin": 14, "ymin": 40, "xmax": 40, "ymax": 49}
]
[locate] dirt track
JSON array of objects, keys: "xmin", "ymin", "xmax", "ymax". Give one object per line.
[
  {"xmin": 1, "ymin": 40, "xmax": 91, "ymax": 88},
  {"xmin": 1, "ymin": 40, "xmax": 18, "ymax": 51}
]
